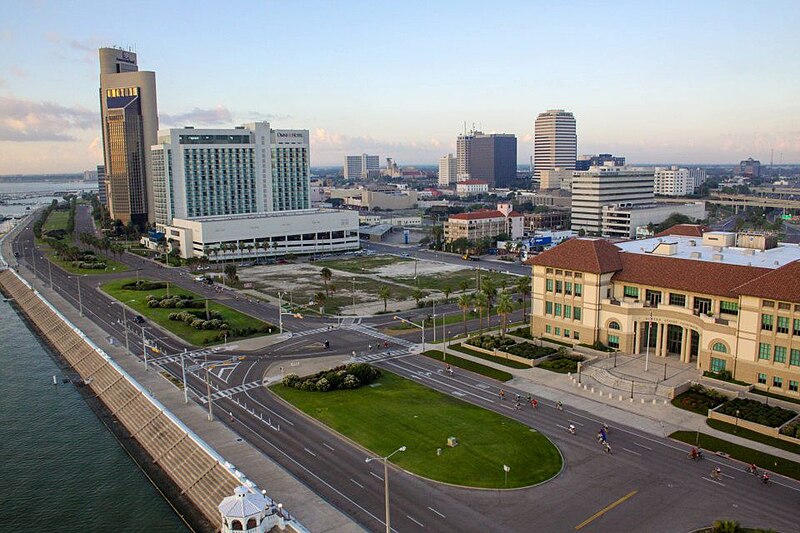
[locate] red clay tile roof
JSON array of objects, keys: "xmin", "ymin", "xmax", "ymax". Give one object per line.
[
  {"xmin": 655, "ymin": 224, "xmax": 710, "ymax": 238},
  {"xmin": 449, "ymin": 210, "xmax": 505, "ymax": 220},
  {"xmin": 612, "ymin": 253, "xmax": 769, "ymax": 298},
  {"xmin": 732, "ymin": 260, "xmax": 800, "ymax": 303},
  {"xmin": 528, "ymin": 238, "xmax": 623, "ymax": 274},
  {"xmin": 458, "ymin": 180, "xmax": 488, "ymax": 185}
]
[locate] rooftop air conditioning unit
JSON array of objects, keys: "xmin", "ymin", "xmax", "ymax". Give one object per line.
[
  {"xmin": 712, "ymin": 253, "xmax": 724, "ymax": 261},
  {"xmin": 688, "ymin": 240, "xmax": 697, "ymax": 246},
  {"xmin": 690, "ymin": 251, "xmax": 701, "ymax": 259}
]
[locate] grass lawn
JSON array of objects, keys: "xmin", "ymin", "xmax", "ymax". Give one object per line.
[
  {"xmin": 272, "ymin": 371, "xmax": 561, "ymax": 488},
  {"xmin": 42, "ymin": 209, "xmax": 71, "ymax": 234},
  {"xmin": 423, "ymin": 350, "xmax": 513, "ymax": 382},
  {"xmin": 101, "ymin": 278, "xmax": 273, "ymax": 345},
  {"xmin": 392, "ymin": 269, "xmax": 518, "ymax": 293},
  {"xmin": 449, "ymin": 343, "xmax": 531, "ymax": 369},
  {"xmin": 706, "ymin": 418, "xmax": 800, "ymax": 455},
  {"xmin": 316, "ymin": 255, "xmax": 412, "ymax": 274},
  {"xmin": 671, "ymin": 390, "xmax": 725, "ymax": 416},
  {"xmin": 670, "ymin": 431, "xmax": 800, "ymax": 481}
]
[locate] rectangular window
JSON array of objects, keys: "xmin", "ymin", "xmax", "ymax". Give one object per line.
[
  {"xmin": 694, "ymin": 297, "xmax": 712, "ymax": 315},
  {"xmin": 761, "ymin": 314, "xmax": 773, "ymax": 331},
  {"xmin": 710, "ymin": 357, "xmax": 726, "ymax": 373},
  {"xmin": 564, "ymin": 305, "xmax": 572, "ymax": 319},
  {"xmin": 554, "ymin": 327, "xmax": 561, "ymax": 336},
  {"xmin": 758, "ymin": 343, "xmax": 771, "ymax": 359},
  {"xmin": 794, "ymin": 319, "xmax": 800, "ymax": 336},
  {"xmin": 555, "ymin": 280, "xmax": 563, "ymax": 293},
  {"xmin": 545, "ymin": 301, "xmax": 553, "ymax": 315},
  {"xmin": 774, "ymin": 346, "xmax": 787, "ymax": 363},
  {"xmin": 623, "ymin": 286, "xmax": 639, "ymax": 298},
  {"xmin": 565, "ymin": 282, "xmax": 572, "ymax": 295},
  {"xmin": 574, "ymin": 284, "xmax": 582, "ymax": 296},
  {"xmin": 645, "ymin": 289, "xmax": 662, "ymax": 306},
  {"xmin": 669, "ymin": 293, "xmax": 686, "ymax": 307},
  {"xmin": 573, "ymin": 307, "xmax": 582, "ymax": 321},
  {"xmin": 573, "ymin": 331, "xmax": 580, "ymax": 340},
  {"xmin": 790, "ymin": 380, "xmax": 798, "ymax": 392},
  {"xmin": 554, "ymin": 303, "xmax": 562, "ymax": 317},
  {"xmin": 564, "ymin": 329, "xmax": 570, "ymax": 338},
  {"xmin": 719, "ymin": 301, "xmax": 739, "ymax": 316},
  {"xmin": 777, "ymin": 316, "xmax": 789, "ymax": 334},
  {"xmin": 773, "ymin": 376, "xmax": 783, "ymax": 388},
  {"xmin": 757, "ymin": 373, "xmax": 767, "ymax": 385},
  {"xmin": 546, "ymin": 279, "xmax": 553, "ymax": 292},
  {"xmin": 545, "ymin": 324, "xmax": 552, "ymax": 333},
  {"xmin": 778, "ymin": 302, "xmax": 791, "ymax": 310},
  {"xmin": 763, "ymin": 300, "xmax": 774, "ymax": 308},
  {"xmin": 608, "ymin": 335, "xmax": 620, "ymax": 348},
  {"xmin": 790, "ymin": 349, "xmax": 800, "ymax": 366}
]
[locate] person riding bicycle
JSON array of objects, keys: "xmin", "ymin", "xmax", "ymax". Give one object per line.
[
  {"xmin": 568, "ymin": 424, "xmax": 576, "ymax": 434},
  {"xmin": 557, "ymin": 401, "xmax": 563, "ymax": 411},
  {"xmin": 747, "ymin": 463, "xmax": 758, "ymax": 474},
  {"xmin": 761, "ymin": 472, "xmax": 770, "ymax": 484},
  {"xmin": 712, "ymin": 467, "xmax": 722, "ymax": 479},
  {"xmin": 689, "ymin": 447, "xmax": 698, "ymax": 460}
]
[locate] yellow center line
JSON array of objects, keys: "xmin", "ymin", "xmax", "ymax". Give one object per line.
[{"xmin": 574, "ymin": 490, "xmax": 638, "ymax": 530}]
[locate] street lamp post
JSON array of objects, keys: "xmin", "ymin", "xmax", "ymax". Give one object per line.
[
  {"xmin": 122, "ymin": 306, "xmax": 130, "ymax": 353},
  {"xmin": 278, "ymin": 291, "xmax": 286, "ymax": 334},
  {"xmin": 645, "ymin": 312, "xmax": 653, "ymax": 372},
  {"xmin": 432, "ymin": 300, "xmax": 436, "ymax": 344},
  {"xmin": 181, "ymin": 348, "xmax": 188, "ymax": 404},
  {"xmin": 735, "ymin": 409, "xmax": 740, "ymax": 433},
  {"xmin": 141, "ymin": 326, "xmax": 148, "ymax": 369},
  {"xmin": 577, "ymin": 361, "xmax": 582, "ymax": 384},
  {"xmin": 393, "ymin": 316, "xmax": 425, "ymax": 352},
  {"xmin": 75, "ymin": 276, "xmax": 84, "ymax": 317},
  {"xmin": 47, "ymin": 259, "xmax": 53, "ymax": 289},
  {"xmin": 365, "ymin": 446, "xmax": 406, "ymax": 533}
]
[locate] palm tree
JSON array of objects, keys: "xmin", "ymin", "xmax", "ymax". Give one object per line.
[
  {"xmin": 313, "ymin": 291, "xmax": 327, "ymax": 313},
  {"xmin": 412, "ymin": 288, "xmax": 424, "ymax": 307},
  {"xmin": 458, "ymin": 293, "xmax": 473, "ymax": 336},
  {"xmin": 496, "ymin": 291, "xmax": 514, "ymax": 337},
  {"xmin": 378, "ymin": 285, "xmax": 391, "ymax": 313},
  {"xmin": 443, "ymin": 286, "xmax": 452, "ymax": 303},
  {"xmin": 473, "ymin": 292, "xmax": 488, "ymax": 335},
  {"xmin": 711, "ymin": 520, "xmax": 742, "ymax": 533},
  {"xmin": 517, "ymin": 276, "xmax": 531, "ymax": 322},
  {"xmin": 320, "ymin": 267, "xmax": 332, "ymax": 297},
  {"xmin": 458, "ymin": 279, "xmax": 470, "ymax": 294}
]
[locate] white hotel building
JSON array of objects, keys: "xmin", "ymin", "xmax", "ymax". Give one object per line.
[{"xmin": 151, "ymin": 122, "xmax": 358, "ymax": 260}]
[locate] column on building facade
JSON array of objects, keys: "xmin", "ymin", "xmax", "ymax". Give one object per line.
[
  {"xmin": 632, "ymin": 321, "xmax": 638, "ymax": 355},
  {"xmin": 655, "ymin": 322, "xmax": 664, "ymax": 357},
  {"xmin": 680, "ymin": 327, "xmax": 689, "ymax": 363},
  {"xmin": 661, "ymin": 323, "xmax": 669, "ymax": 357}
]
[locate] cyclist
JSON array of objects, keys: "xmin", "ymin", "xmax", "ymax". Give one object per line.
[
  {"xmin": 747, "ymin": 463, "xmax": 758, "ymax": 475},
  {"xmin": 761, "ymin": 472, "xmax": 770, "ymax": 484},
  {"xmin": 557, "ymin": 401, "xmax": 563, "ymax": 411},
  {"xmin": 711, "ymin": 467, "xmax": 722, "ymax": 480},
  {"xmin": 568, "ymin": 424, "xmax": 576, "ymax": 435},
  {"xmin": 688, "ymin": 447, "xmax": 698, "ymax": 460}
]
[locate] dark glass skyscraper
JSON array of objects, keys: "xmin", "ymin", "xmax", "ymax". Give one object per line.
[{"xmin": 469, "ymin": 133, "xmax": 517, "ymax": 188}]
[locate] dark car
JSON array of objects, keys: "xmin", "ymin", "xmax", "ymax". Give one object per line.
[{"xmin": 133, "ymin": 315, "xmax": 145, "ymax": 324}]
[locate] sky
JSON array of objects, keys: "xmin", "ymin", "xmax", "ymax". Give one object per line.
[{"xmin": 1, "ymin": 0, "xmax": 799, "ymax": 174}]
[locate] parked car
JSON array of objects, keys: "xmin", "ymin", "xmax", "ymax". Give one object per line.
[{"xmin": 133, "ymin": 315, "xmax": 145, "ymax": 324}]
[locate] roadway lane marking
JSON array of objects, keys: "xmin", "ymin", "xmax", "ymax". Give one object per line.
[
  {"xmin": 406, "ymin": 515, "xmax": 425, "ymax": 527},
  {"xmin": 369, "ymin": 471, "xmax": 383, "ymax": 481},
  {"xmin": 702, "ymin": 477, "xmax": 726, "ymax": 486},
  {"xmin": 303, "ymin": 447, "xmax": 316, "ymax": 457},
  {"xmin": 568, "ymin": 419, "xmax": 585, "ymax": 427},
  {"xmin": 322, "ymin": 442, "xmax": 335, "ymax": 452},
  {"xmin": 350, "ymin": 479, "xmax": 364, "ymax": 489},
  {"xmin": 633, "ymin": 442, "xmax": 652, "ymax": 451},
  {"xmin": 428, "ymin": 506, "xmax": 445, "ymax": 519},
  {"xmin": 622, "ymin": 448, "xmax": 641, "ymax": 456},
  {"xmin": 574, "ymin": 490, "xmax": 638, "ymax": 530}
]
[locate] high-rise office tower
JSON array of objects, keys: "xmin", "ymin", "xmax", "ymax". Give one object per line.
[
  {"xmin": 96, "ymin": 165, "xmax": 106, "ymax": 206},
  {"xmin": 571, "ymin": 166, "xmax": 655, "ymax": 234},
  {"xmin": 654, "ymin": 166, "xmax": 693, "ymax": 196},
  {"xmin": 98, "ymin": 47, "xmax": 158, "ymax": 225},
  {"xmin": 469, "ymin": 133, "xmax": 517, "ymax": 188},
  {"xmin": 151, "ymin": 122, "xmax": 310, "ymax": 226},
  {"xmin": 533, "ymin": 109, "xmax": 577, "ymax": 183},
  {"xmin": 343, "ymin": 154, "xmax": 380, "ymax": 179},
  {"xmin": 438, "ymin": 154, "xmax": 457, "ymax": 186},
  {"xmin": 456, "ymin": 130, "xmax": 481, "ymax": 181}
]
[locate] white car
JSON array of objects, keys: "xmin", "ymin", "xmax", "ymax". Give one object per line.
[{"xmin": 194, "ymin": 276, "xmax": 205, "ymax": 282}]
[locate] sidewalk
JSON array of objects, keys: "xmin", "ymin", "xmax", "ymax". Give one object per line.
[
  {"xmin": 437, "ymin": 341, "xmax": 800, "ymax": 463},
  {"xmin": 16, "ymin": 263, "xmax": 363, "ymax": 533}
]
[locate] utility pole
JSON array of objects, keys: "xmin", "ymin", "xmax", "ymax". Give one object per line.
[
  {"xmin": 141, "ymin": 326, "xmax": 148, "ymax": 369},
  {"xmin": 181, "ymin": 348, "xmax": 188, "ymax": 404},
  {"xmin": 122, "ymin": 306, "xmax": 130, "ymax": 353},
  {"xmin": 76, "ymin": 276, "xmax": 83, "ymax": 317}
]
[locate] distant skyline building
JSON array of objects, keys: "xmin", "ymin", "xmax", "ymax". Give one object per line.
[
  {"xmin": 533, "ymin": 109, "xmax": 577, "ymax": 183},
  {"xmin": 469, "ymin": 133, "xmax": 517, "ymax": 188},
  {"xmin": 738, "ymin": 157, "xmax": 761, "ymax": 178},
  {"xmin": 98, "ymin": 47, "xmax": 158, "ymax": 226},
  {"xmin": 96, "ymin": 165, "xmax": 106, "ymax": 206},
  {"xmin": 343, "ymin": 154, "xmax": 380, "ymax": 180},
  {"xmin": 654, "ymin": 166, "xmax": 693, "ymax": 196},
  {"xmin": 575, "ymin": 153, "xmax": 625, "ymax": 171},
  {"xmin": 456, "ymin": 130, "xmax": 480, "ymax": 181},
  {"xmin": 571, "ymin": 166, "xmax": 655, "ymax": 234},
  {"xmin": 689, "ymin": 167, "xmax": 707, "ymax": 189},
  {"xmin": 151, "ymin": 122, "xmax": 310, "ymax": 226},
  {"xmin": 438, "ymin": 153, "xmax": 457, "ymax": 186}
]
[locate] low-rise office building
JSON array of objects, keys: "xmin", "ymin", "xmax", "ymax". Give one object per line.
[
  {"xmin": 162, "ymin": 209, "xmax": 359, "ymax": 260},
  {"xmin": 529, "ymin": 228, "xmax": 800, "ymax": 398},
  {"xmin": 456, "ymin": 180, "xmax": 489, "ymax": 195},
  {"xmin": 601, "ymin": 201, "xmax": 706, "ymax": 239},
  {"xmin": 444, "ymin": 203, "xmax": 524, "ymax": 243}
]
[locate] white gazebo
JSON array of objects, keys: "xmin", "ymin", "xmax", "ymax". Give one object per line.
[{"xmin": 219, "ymin": 486, "xmax": 275, "ymax": 532}]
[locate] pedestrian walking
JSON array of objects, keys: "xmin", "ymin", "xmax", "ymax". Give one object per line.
[{"xmin": 532, "ymin": 398, "xmax": 538, "ymax": 409}]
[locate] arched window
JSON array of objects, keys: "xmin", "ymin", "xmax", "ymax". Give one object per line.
[
  {"xmin": 609, "ymin": 321, "xmax": 621, "ymax": 330},
  {"xmin": 712, "ymin": 342, "xmax": 727, "ymax": 353},
  {"xmin": 231, "ymin": 520, "xmax": 243, "ymax": 531},
  {"xmin": 247, "ymin": 518, "xmax": 258, "ymax": 529}
]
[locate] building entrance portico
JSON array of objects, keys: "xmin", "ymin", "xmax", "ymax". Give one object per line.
[{"xmin": 636, "ymin": 320, "xmax": 698, "ymax": 365}]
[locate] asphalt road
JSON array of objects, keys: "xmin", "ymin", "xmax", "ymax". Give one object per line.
[{"xmin": 9, "ymin": 212, "xmax": 800, "ymax": 533}]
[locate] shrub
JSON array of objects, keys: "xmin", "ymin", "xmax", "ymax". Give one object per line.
[
  {"xmin": 281, "ymin": 364, "xmax": 379, "ymax": 392},
  {"xmin": 122, "ymin": 280, "xmax": 167, "ymax": 291},
  {"xmin": 282, "ymin": 374, "xmax": 300, "ymax": 388},
  {"xmin": 466, "ymin": 335, "xmax": 516, "ymax": 351},
  {"xmin": 509, "ymin": 327, "xmax": 533, "ymax": 339},
  {"xmin": 342, "ymin": 374, "xmax": 361, "ymax": 389},
  {"xmin": 780, "ymin": 419, "xmax": 800, "ymax": 439},
  {"xmin": 717, "ymin": 398, "xmax": 796, "ymax": 428},
  {"xmin": 505, "ymin": 342, "xmax": 556, "ymax": 359},
  {"xmin": 315, "ymin": 378, "xmax": 331, "ymax": 392}
]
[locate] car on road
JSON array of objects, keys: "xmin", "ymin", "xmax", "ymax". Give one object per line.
[
  {"xmin": 194, "ymin": 276, "xmax": 205, "ymax": 282},
  {"xmin": 402, "ymin": 252, "xmax": 410, "ymax": 257},
  {"xmin": 133, "ymin": 315, "xmax": 145, "ymax": 324}
]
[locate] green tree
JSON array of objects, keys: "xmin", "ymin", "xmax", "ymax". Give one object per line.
[
  {"xmin": 378, "ymin": 285, "xmax": 391, "ymax": 313},
  {"xmin": 458, "ymin": 278, "xmax": 471, "ymax": 294},
  {"xmin": 482, "ymin": 277, "xmax": 497, "ymax": 310},
  {"xmin": 517, "ymin": 276, "xmax": 531, "ymax": 322},
  {"xmin": 320, "ymin": 267, "xmax": 333, "ymax": 297},
  {"xmin": 711, "ymin": 520, "xmax": 742, "ymax": 533},
  {"xmin": 473, "ymin": 292, "xmax": 488, "ymax": 335},
  {"xmin": 458, "ymin": 293, "xmax": 473, "ymax": 336},
  {"xmin": 224, "ymin": 263, "xmax": 237, "ymax": 284},
  {"xmin": 412, "ymin": 288, "xmax": 425, "ymax": 307},
  {"xmin": 443, "ymin": 286, "xmax": 452, "ymax": 302},
  {"xmin": 313, "ymin": 291, "xmax": 327, "ymax": 312},
  {"xmin": 496, "ymin": 291, "xmax": 514, "ymax": 337}
]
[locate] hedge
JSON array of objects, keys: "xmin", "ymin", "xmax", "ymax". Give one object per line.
[
  {"xmin": 281, "ymin": 363, "xmax": 381, "ymax": 392},
  {"xmin": 717, "ymin": 398, "xmax": 797, "ymax": 428}
]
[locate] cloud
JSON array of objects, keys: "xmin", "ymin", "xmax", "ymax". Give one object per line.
[
  {"xmin": 9, "ymin": 66, "xmax": 28, "ymax": 78},
  {"xmin": 310, "ymin": 128, "xmax": 447, "ymax": 165},
  {"xmin": 0, "ymin": 96, "xmax": 95, "ymax": 142},
  {"xmin": 160, "ymin": 105, "xmax": 233, "ymax": 127},
  {"xmin": 46, "ymin": 32, "xmax": 105, "ymax": 63}
]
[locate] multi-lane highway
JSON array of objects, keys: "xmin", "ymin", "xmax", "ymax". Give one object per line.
[{"xmin": 7, "ymin": 211, "xmax": 800, "ymax": 533}]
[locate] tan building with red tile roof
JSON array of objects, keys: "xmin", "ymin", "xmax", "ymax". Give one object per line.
[
  {"xmin": 444, "ymin": 203, "xmax": 524, "ymax": 243},
  {"xmin": 528, "ymin": 228, "xmax": 800, "ymax": 398}
]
